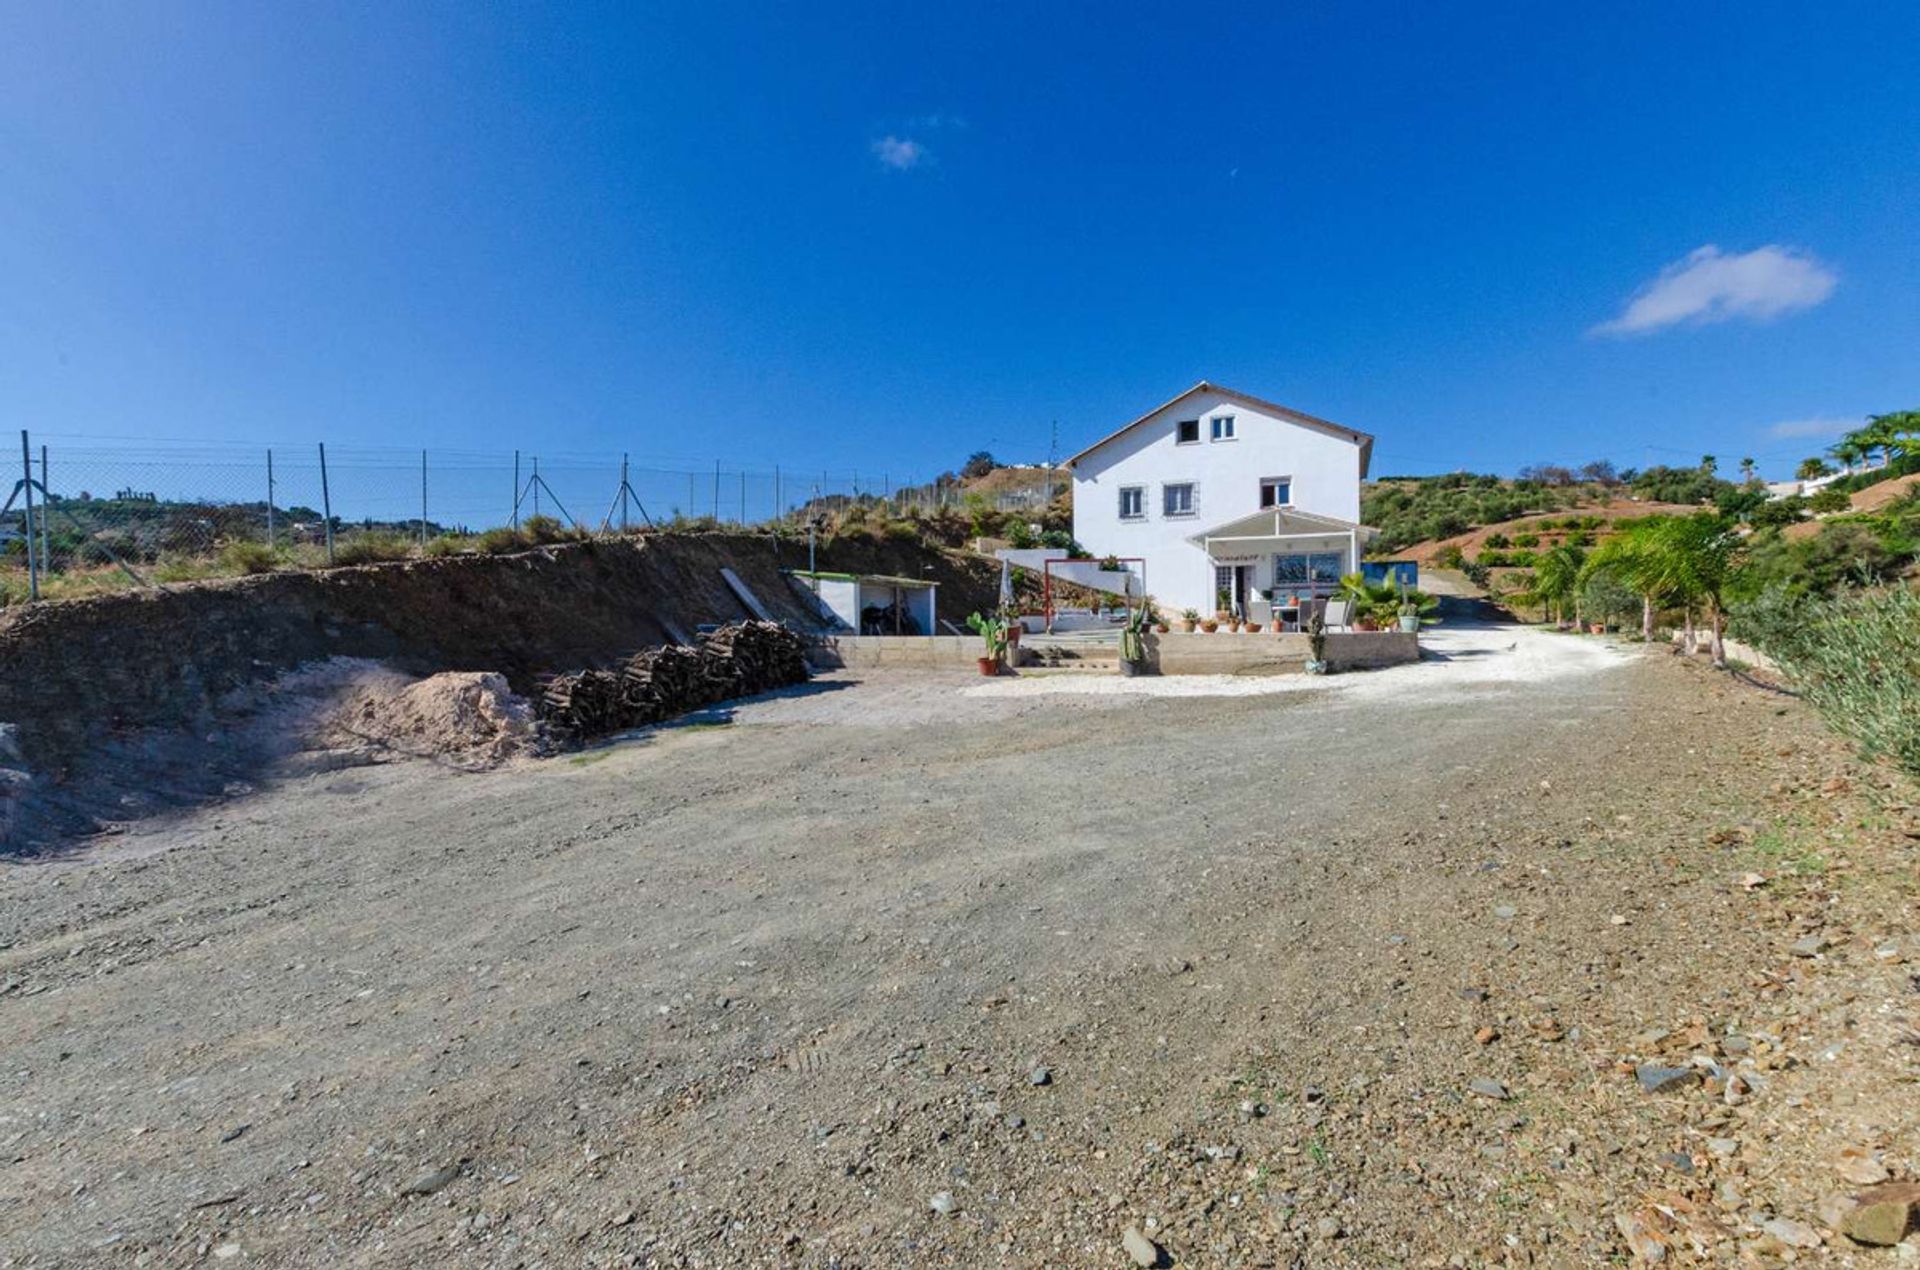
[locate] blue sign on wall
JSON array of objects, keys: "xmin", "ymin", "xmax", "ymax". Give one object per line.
[{"xmin": 1361, "ymin": 560, "xmax": 1420, "ymax": 588}]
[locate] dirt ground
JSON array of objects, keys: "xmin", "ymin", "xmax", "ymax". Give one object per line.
[{"xmin": 3, "ymin": 620, "xmax": 1918, "ymax": 1267}]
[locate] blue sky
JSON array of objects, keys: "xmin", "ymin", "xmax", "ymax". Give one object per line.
[{"xmin": 3, "ymin": 1, "xmax": 1917, "ymax": 482}]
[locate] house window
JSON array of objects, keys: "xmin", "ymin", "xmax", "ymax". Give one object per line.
[
  {"xmin": 1210, "ymin": 415, "xmax": 1236, "ymax": 441},
  {"xmin": 1259, "ymin": 477, "xmax": 1292, "ymax": 508},
  {"xmin": 1162, "ymin": 482, "xmax": 1197, "ymax": 518},
  {"xmin": 1175, "ymin": 419, "xmax": 1201, "ymax": 445},
  {"xmin": 1273, "ymin": 552, "xmax": 1345, "ymax": 596},
  {"xmin": 1117, "ymin": 485, "xmax": 1145, "ymax": 521}
]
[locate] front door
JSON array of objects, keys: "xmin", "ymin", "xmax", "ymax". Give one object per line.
[{"xmin": 1213, "ymin": 564, "xmax": 1252, "ymax": 616}]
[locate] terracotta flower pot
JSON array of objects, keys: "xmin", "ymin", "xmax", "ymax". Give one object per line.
[
  {"xmin": 1201, "ymin": 620, "xmax": 1218, "ymax": 633},
  {"xmin": 976, "ymin": 657, "xmax": 999, "ymax": 677},
  {"xmin": 1180, "ymin": 620, "xmax": 1196, "ymax": 633}
]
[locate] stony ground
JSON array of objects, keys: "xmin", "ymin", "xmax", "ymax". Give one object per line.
[{"xmin": 3, "ymin": 621, "xmax": 1918, "ymax": 1268}]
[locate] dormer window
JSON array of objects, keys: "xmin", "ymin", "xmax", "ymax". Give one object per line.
[
  {"xmin": 1210, "ymin": 415, "xmax": 1236, "ymax": 441},
  {"xmin": 1175, "ymin": 419, "xmax": 1201, "ymax": 444}
]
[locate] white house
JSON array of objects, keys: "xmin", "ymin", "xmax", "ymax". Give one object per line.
[{"xmin": 1064, "ymin": 381, "xmax": 1376, "ymax": 620}]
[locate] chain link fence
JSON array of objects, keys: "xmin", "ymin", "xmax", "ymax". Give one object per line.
[{"xmin": 1, "ymin": 430, "xmax": 1067, "ymax": 603}]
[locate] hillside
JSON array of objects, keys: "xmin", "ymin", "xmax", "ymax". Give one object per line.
[{"xmin": 1362, "ymin": 468, "xmax": 1727, "ymax": 560}]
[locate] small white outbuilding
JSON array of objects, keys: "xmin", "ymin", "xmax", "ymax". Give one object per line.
[{"xmin": 787, "ymin": 570, "xmax": 939, "ymax": 635}]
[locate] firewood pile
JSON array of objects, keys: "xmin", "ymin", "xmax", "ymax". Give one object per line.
[{"xmin": 539, "ymin": 621, "xmax": 809, "ymax": 742}]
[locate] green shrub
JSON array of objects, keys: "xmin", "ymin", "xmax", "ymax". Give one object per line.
[
  {"xmin": 1741, "ymin": 585, "xmax": 1920, "ymax": 776},
  {"xmin": 1808, "ymin": 486, "xmax": 1851, "ymax": 514},
  {"xmin": 1513, "ymin": 532, "xmax": 1540, "ymax": 548},
  {"xmin": 522, "ymin": 514, "xmax": 580, "ymax": 545},
  {"xmin": 423, "ymin": 534, "xmax": 468, "ymax": 557},
  {"xmin": 220, "ymin": 540, "xmax": 281, "ymax": 575},
  {"xmin": 331, "ymin": 533, "xmax": 414, "ymax": 566},
  {"xmin": 474, "ymin": 526, "xmax": 529, "ymax": 555},
  {"xmin": 1483, "ymin": 532, "xmax": 1511, "ymax": 549},
  {"xmin": 1432, "ymin": 543, "xmax": 1465, "ymax": 569}
]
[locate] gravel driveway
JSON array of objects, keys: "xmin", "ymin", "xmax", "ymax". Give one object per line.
[{"xmin": 3, "ymin": 620, "xmax": 1912, "ymax": 1266}]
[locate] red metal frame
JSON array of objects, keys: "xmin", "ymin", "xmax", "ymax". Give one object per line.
[{"xmin": 1039, "ymin": 556, "xmax": 1147, "ymax": 632}]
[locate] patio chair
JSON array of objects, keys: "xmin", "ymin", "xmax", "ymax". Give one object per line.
[{"xmin": 1322, "ymin": 599, "xmax": 1352, "ymax": 632}]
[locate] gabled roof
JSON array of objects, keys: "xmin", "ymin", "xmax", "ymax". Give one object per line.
[{"xmin": 1063, "ymin": 381, "xmax": 1374, "ymax": 477}]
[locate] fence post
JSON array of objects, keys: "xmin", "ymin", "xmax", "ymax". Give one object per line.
[
  {"xmin": 19, "ymin": 430, "xmax": 38, "ymax": 600},
  {"xmin": 266, "ymin": 449, "xmax": 276, "ymax": 547},
  {"xmin": 318, "ymin": 442, "xmax": 335, "ymax": 564},
  {"xmin": 38, "ymin": 443, "xmax": 50, "ymax": 577},
  {"xmin": 513, "ymin": 450, "xmax": 521, "ymax": 529},
  {"xmin": 420, "ymin": 449, "xmax": 428, "ymax": 546}
]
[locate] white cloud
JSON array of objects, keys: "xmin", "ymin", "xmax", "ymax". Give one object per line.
[
  {"xmin": 1592, "ymin": 244, "xmax": 1836, "ymax": 337},
  {"xmin": 1767, "ymin": 415, "xmax": 1855, "ymax": 439},
  {"xmin": 871, "ymin": 135, "xmax": 927, "ymax": 171}
]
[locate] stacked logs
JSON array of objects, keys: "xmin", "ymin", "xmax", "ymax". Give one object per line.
[{"xmin": 539, "ymin": 621, "xmax": 810, "ymax": 742}]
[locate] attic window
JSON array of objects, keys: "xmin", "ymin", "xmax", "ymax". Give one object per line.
[
  {"xmin": 1175, "ymin": 419, "xmax": 1200, "ymax": 444},
  {"xmin": 1210, "ymin": 415, "xmax": 1236, "ymax": 441}
]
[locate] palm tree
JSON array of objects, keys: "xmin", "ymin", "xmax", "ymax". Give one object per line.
[
  {"xmin": 1519, "ymin": 543, "xmax": 1587, "ymax": 627},
  {"xmin": 1865, "ymin": 410, "xmax": 1919, "ymax": 464},
  {"xmin": 1795, "ymin": 457, "xmax": 1834, "ymax": 482},
  {"xmin": 1582, "ymin": 517, "xmax": 1673, "ymax": 642},
  {"xmin": 1700, "ymin": 454, "xmax": 1718, "ymax": 475},
  {"xmin": 1739, "ymin": 457, "xmax": 1757, "ymax": 484},
  {"xmin": 1652, "ymin": 513, "xmax": 1742, "ymax": 667},
  {"xmin": 1829, "ymin": 437, "xmax": 1863, "ymax": 474}
]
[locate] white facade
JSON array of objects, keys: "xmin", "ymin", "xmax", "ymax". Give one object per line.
[{"xmin": 1066, "ymin": 383, "xmax": 1374, "ymax": 618}]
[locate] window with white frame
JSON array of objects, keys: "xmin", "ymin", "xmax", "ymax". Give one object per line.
[
  {"xmin": 1210, "ymin": 415, "xmax": 1236, "ymax": 441},
  {"xmin": 1175, "ymin": 419, "xmax": 1200, "ymax": 444},
  {"xmin": 1117, "ymin": 485, "xmax": 1145, "ymax": 521},
  {"xmin": 1162, "ymin": 481, "xmax": 1197, "ymax": 518},
  {"xmin": 1259, "ymin": 476, "xmax": 1292, "ymax": 508}
]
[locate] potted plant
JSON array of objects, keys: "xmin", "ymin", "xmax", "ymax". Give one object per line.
[
  {"xmin": 966, "ymin": 611, "xmax": 1010, "ymax": 676},
  {"xmin": 1214, "ymin": 588, "xmax": 1234, "ymax": 626},
  {"xmin": 1180, "ymin": 608, "xmax": 1200, "ymax": 633},
  {"xmin": 1304, "ymin": 611, "xmax": 1329, "ymax": 674},
  {"xmin": 1200, "ymin": 616, "xmax": 1219, "ymax": 633},
  {"xmin": 1000, "ymin": 605, "xmax": 1023, "ymax": 646},
  {"xmin": 1118, "ymin": 602, "xmax": 1150, "ymax": 677}
]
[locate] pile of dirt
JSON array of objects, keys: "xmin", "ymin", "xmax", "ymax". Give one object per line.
[
  {"xmin": 327, "ymin": 670, "xmax": 537, "ymax": 769},
  {"xmin": 0, "ymin": 531, "xmax": 997, "ymax": 778}
]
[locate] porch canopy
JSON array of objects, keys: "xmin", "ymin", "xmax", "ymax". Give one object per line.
[{"xmin": 1187, "ymin": 507, "xmax": 1379, "ymax": 603}]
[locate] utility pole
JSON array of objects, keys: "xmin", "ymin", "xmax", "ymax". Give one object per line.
[
  {"xmin": 420, "ymin": 450, "xmax": 429, "ymax": 547},
  {"xmin": 266, "ymin": 449, "xmax": 276, "ymax": 546},
  {"xmin": 512, "ymin": 450, "xmax": 521, "ymax": 529}
]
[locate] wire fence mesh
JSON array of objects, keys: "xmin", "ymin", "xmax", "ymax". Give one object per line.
[{"xmin": 1, "ymin": 431, "xmax": 1067, "ymax": 603}]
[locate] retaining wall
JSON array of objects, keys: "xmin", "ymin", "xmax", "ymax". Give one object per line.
[
  {"xmin": 811, "ymin": 630, "xmax": 1420, "ymax": 676},
  {"xmin": 810, "ymin": 636, "xmax": 988, "ymax": 670},
  {"xmin": 1145, "ymin": 630, "xmax": 1418, "ymax": 676}
]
